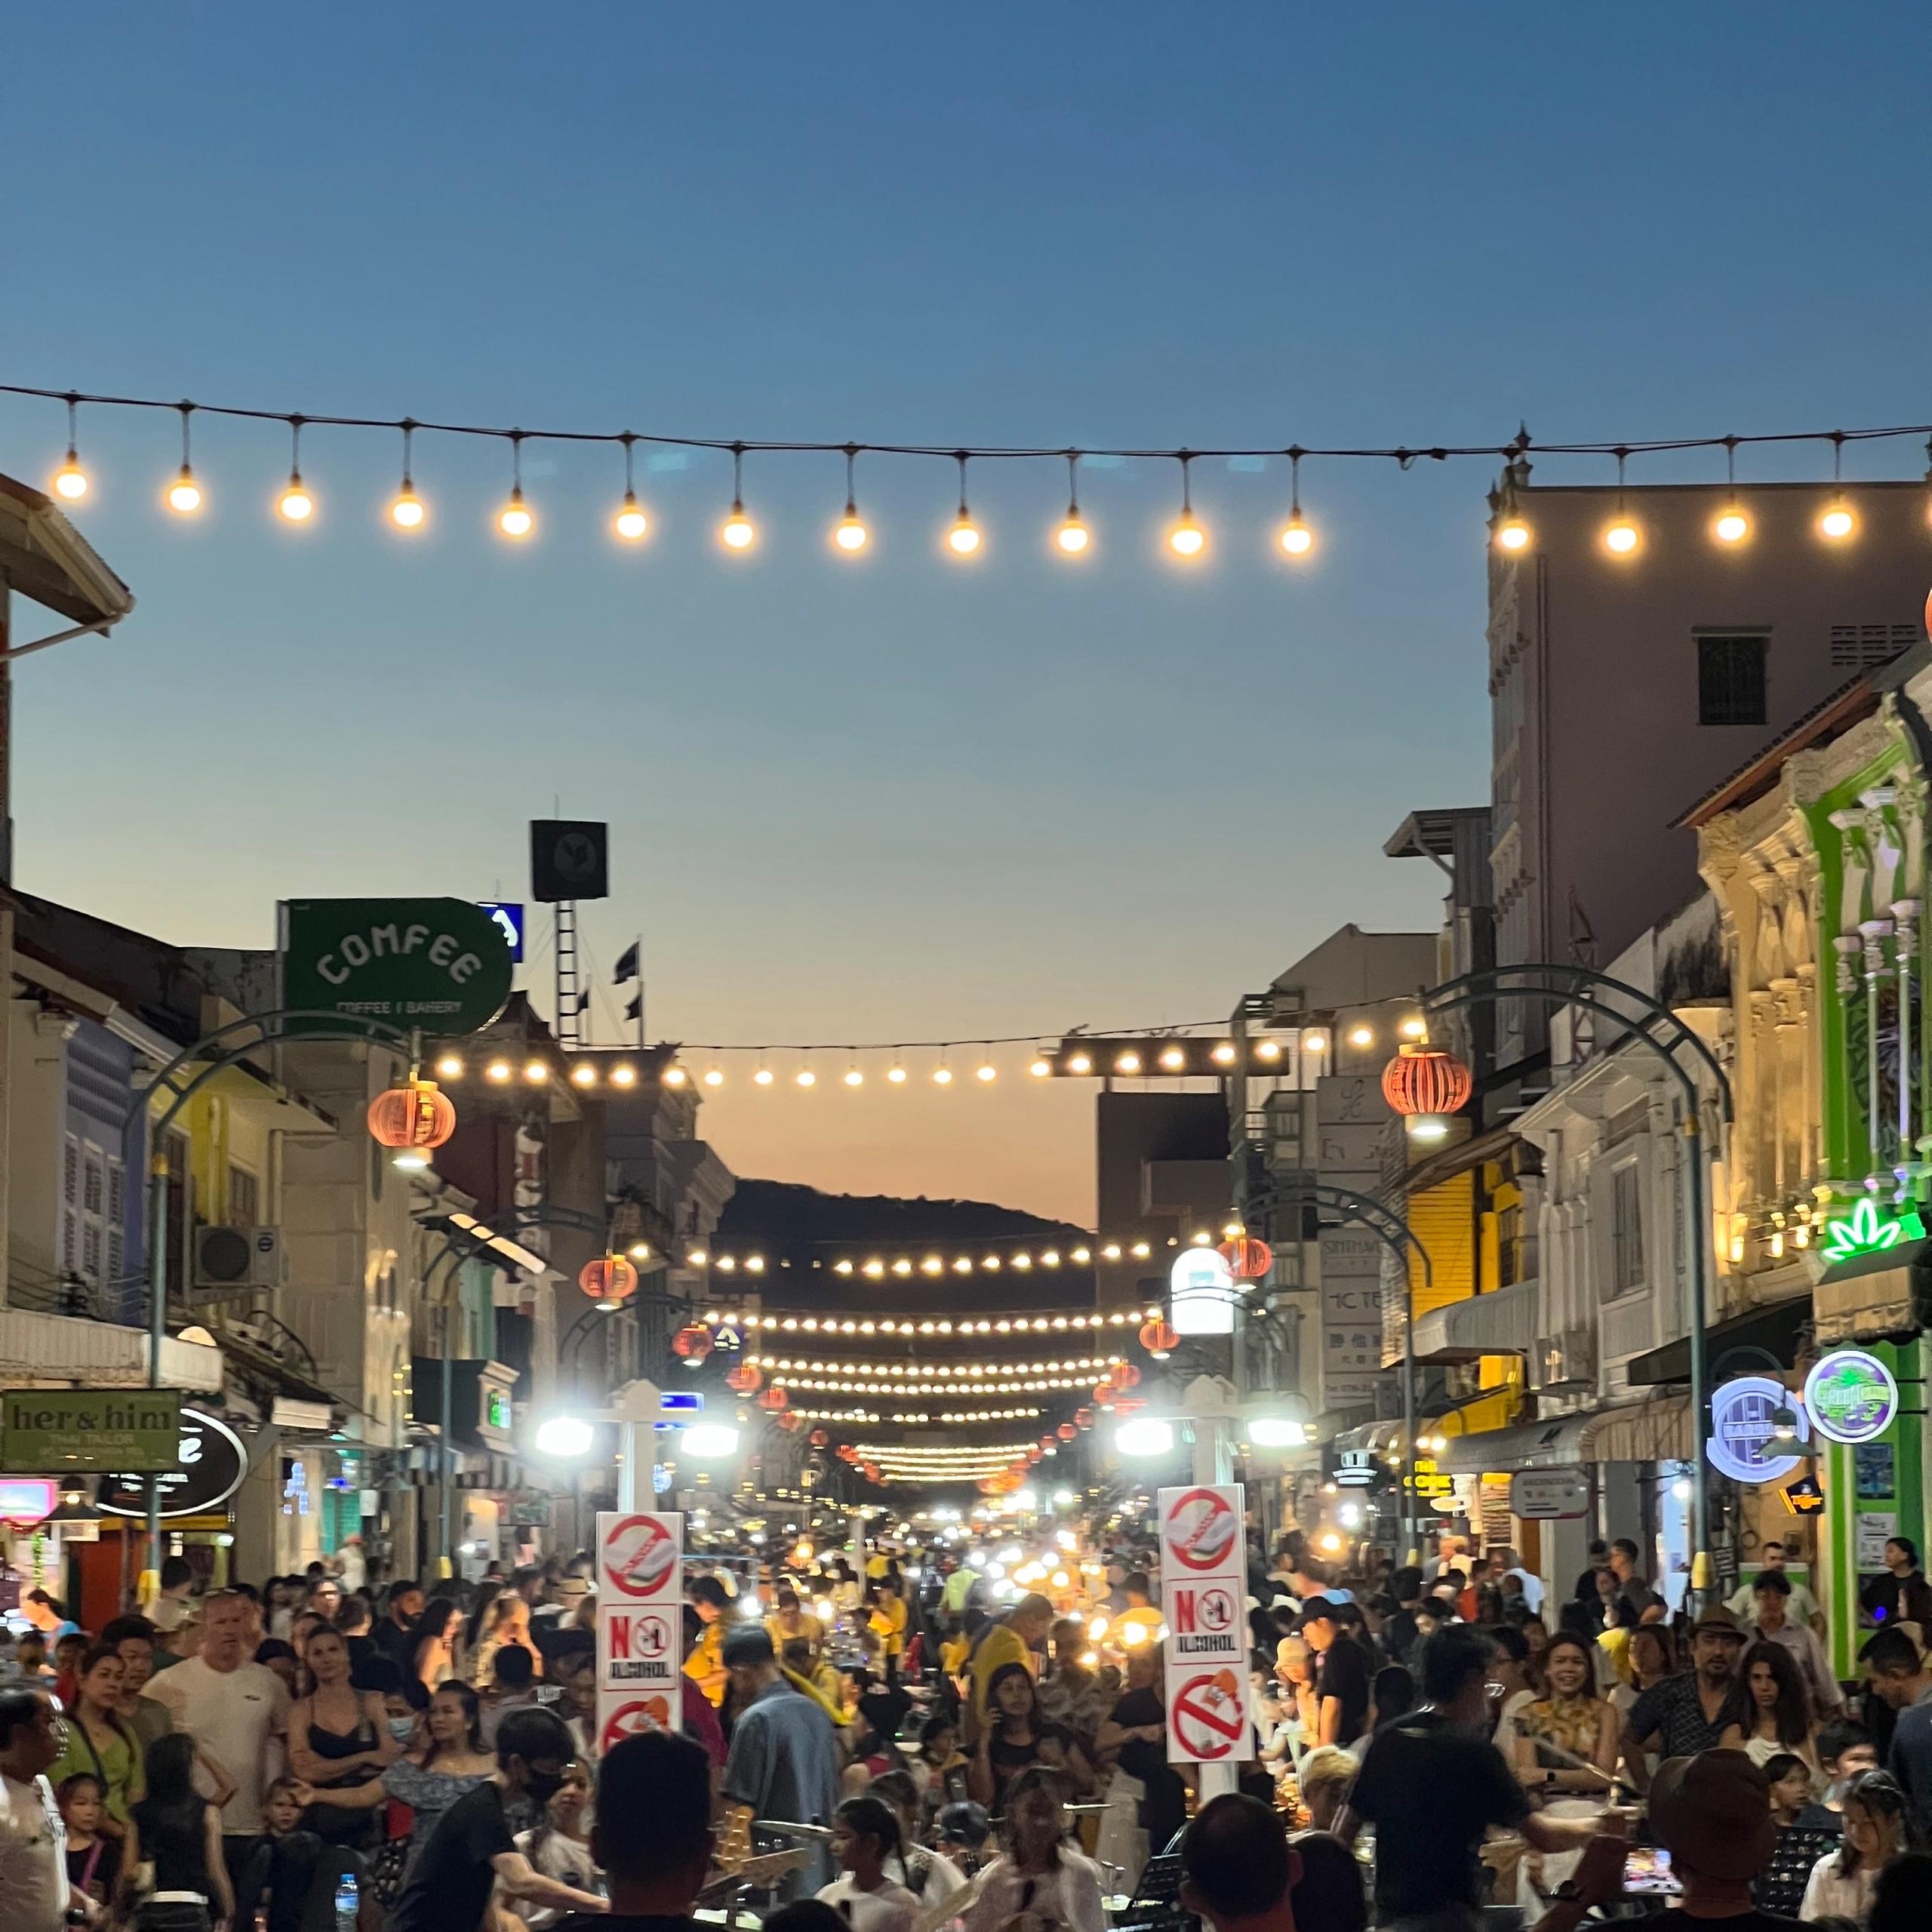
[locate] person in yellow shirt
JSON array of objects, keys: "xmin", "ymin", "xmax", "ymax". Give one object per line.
[
  {"xmin": 965, "ymin": 1594, "xmax": 1056, "ymax": 1746},
  {"xmin": 683, "ymin": 1575, "xmax": 731, "ymax": 1707},
  {"xmin": 869, "ymin": 1578, "xmax": 909, "ymax": 1687}
]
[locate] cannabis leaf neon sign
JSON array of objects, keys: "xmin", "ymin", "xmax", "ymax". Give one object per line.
[{"xmin": 1820, "ymin": 1198, "xmax": 1925, "ymax": 1261}]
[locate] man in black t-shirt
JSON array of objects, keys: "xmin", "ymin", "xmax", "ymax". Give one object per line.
[
  {"xmin": 1341, "ymin": 1625, "xmax": 1614, "ymax": 1923},
  {"xmin": 553, "ymin": 1730, "xmax": 715, "ymax": 1932},
  {"xmin": 1297, "ymin": 1598, "xmax": 1369, "ymax": 1747},
  {"xmin": 389, "ymin": 1706, "xmax": 605, "ymax": 1932}
]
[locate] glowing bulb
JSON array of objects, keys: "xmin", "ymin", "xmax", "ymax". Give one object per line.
[
  {"xmin": 703, "ymin": 1068, "xmax": 724, "ymax": 1088},
  {"xmin": 1303, "ymin": 1032, "xmax": 1327, "ymax": 1055},
  {"xmin": 976, "ymin": 1063, "xmax": 997, "ymax": 1083},
  {"xmin": 795, "ymin": 1069, "xmax": 817, "ymax": 1088},
  {"xmin": 278, "ymin": 480, "xmax": 314, "ymax": 523},
  {"xmin": 887, "ymin": 1066, "xmax": 908, "ymax": 1084},
  {"xmin": 1348, "ymin": 1025, "xmax": 1374, "ymax": 1048},
  {"xmin": 1278, "ymin": 515, "xmax": 1314, "ymax": 558},
  {"xmin": 1602, "ymin": 515, "xmax": 1639, "ymax": 555},
  {"xmin": 1494, "ymin": 515, "xmax": 1531, "ymax": 552},
  {"xmin": 571, "ymin": 1063, "xmax": 597, "ymax": 1087},
  {"xmin": 1115, "ymin": 1051, "xmax": 1142, "ymax": 1074},
  {"xmin": 1713, "ymin": 505, "xmax": 1751, "ymax": 544},
  {"xmin": 1057, "ymin": 514, "xmax": 1090, "ymax": 555},
  {"xmin": 834, "ymin": 509, "xmax": 869, "ymax": 552},
  {"xmin": 166, "ymin": 469, "xmax": 202, "ymax": 515},
  {"xmin": 390, "ymin": 488, "xmax": 426, "ymax": 531},
  {"xmin": 934, "ymin": 1066, "xmax": 955, "ymax": 1086},
  {"xmin": 721, "ymin": 503, "xmax": 756, "ymax": 550},
  {"xmin": 1158, "ymin": 1045, "xmax": 1186, "ymax": 1070},
  {"xmin": 1211, "ymin": 1041, "xmax": 1237, "ymax": 1065},
  {"xmin": 1066, "ymin": 1053, "xmax": 1093, "ymax": 1075},
  {"xmin": 51, "ymin": 454, "xmax": 88, "ymax": 502},
  {"xmin": 1029, "ymin": 1059, "xmax": 1052, "ymax": 1078},
  {"xmin": 608, "ymin": 1063, "xmax": 637, "ymax": 1088},
  {"xmin": 435, "ymin": 1056, "xmax": 464, "ymax": 1079},
  {"xmin": 1255, "ymin": 1039, "xmax": 1281, "ymax": 1063},
  {"xmin": 1168, "ymin": 513, "xmax": 1206, "ymax": 558},
  {"xmin": 843, "ymin": 1068, "xmax": 864, "ymax": 1088},
  {"xmin": 754, "ymin": 1067, "xmax": 775, "ymax": 1087},
  {"xmin": 522, "ymin": 1060, "xmax": 549, "ymax": 1083},
  {"xmin": 947, "ymin": 512, "xmax": 982, "ymax": 557},
  {"xmin": 498, "ymin": 490, "xmax": 534, "ymax": 539},
  {"xmin": 1819, "ymin": 500, "xmax": 1857, "ymax": 542},
  {"xmin": 614, "ymin": 493, "xmax": 650, "ymax": 542},
  {"xmin": 1400, "ymin": 1017, "xmax": 1428, "ymax": 1040},
  {"xmin": 663, "ymin": 1066, "xmax": 688, "ymax": 1087}
]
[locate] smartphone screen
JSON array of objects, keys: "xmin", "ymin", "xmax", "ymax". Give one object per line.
[{"xmin": 1623, "ymin": 1846, "xmax": 1681, "ymax": 1896}]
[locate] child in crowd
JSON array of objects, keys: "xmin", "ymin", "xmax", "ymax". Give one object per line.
[
  {"xmin": 511, "ymin": 1760, "xmax": 601, "ymax": 1930},
  {"xmin": 59, "ymin": 1773, "xmax": 123, "ymax": 1909},
  {"xmin": 819, "ymin": 1795, "xmax": 919, "ymax": 1932}
]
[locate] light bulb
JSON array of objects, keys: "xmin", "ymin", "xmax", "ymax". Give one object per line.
[
  {"xmin": 1066, "ymin": 1053, "xmax": 1092, "ymax": 1075},
  {"xmin": 888, "ymin": 1065, "xmax": 908, "ymax": 1084},
  {"xmin": 1029, "ymin": 1059, "xmax": 1052, "ymax": 1078},
  {"xmin": 753, "ymin": 1067, "xmax": 775, "ymax": 1088},
  {"xmin": 1211, "ymin": 1042, "xmax": 1237, "ymax": 1065},
  {"xmin": 1057, "ymin": 514, "xmax": 1090, "ymax": 555},
  {"xmin": 498, "ymin": 490, "xmax": 534, "ymax": 539},
  {"xmin": 1602, "ymin": 515, "xmax": 1639, "ymax": 556},
  {"xmin": 1713, "ymin": 504, "xmax": 1751, "ymax": 545},
  {"xmin": 1168, "ymin": 513, "xmax": 1206, "ymax": 558},
  {"xmin": 843, "ymin": 1069, "xmax": 864, "ymax": 1088},
  {"xmin": 834, "ymin": 508, "xmax": 869, "ymax": 552},
  {"xmin": 1115, "ymin": 1051, "xmax": 1142, "ymax": 1074},
  {"xmin": 795, "ymin": 1069, "xmax": 817, "ymax": 1088},
  {"xmin": 975, "ymin": 1063, "xmax": 997, "ymax": 1083},
  {"xmin": 614, "ymin": 493, "xmax": 650, "ymax": 542},
  {"xmin": 663, "ymin": 1066, "xmax": 688, "ymax": 1087},
  {"xmin": 1278, "ymin": 515, "xmax": 1314, "ymax": 558},
  {"xmin": 278, "ymin": 478, "xmax": 314, "ymax": 523},
  {"xmin": 934, "ymin": 1066, "xmax": 955, "ymax": 1086},
  {"xmin": 390, "ymin": 488, "xmax": 426, "ymax": 531},
  {"xmin": 51, "ymin": 454, "xmax": 88, "ymax": 502},
  {"xmin": 1819, "ymin": 500, "xmax": 1857, "ymax": 542},
  {"xmin": 703, "ymin": 1068, "xmax": 724, "ymax": 1088},
  {"xmin": 166, "ymin": 468, "xmax": 202, "ymax": 515},
  {"xmin": 1494, "ymin": 515, "xmax": 1531, "ymax": 552},
  {"xmin": 947, "ymin": 512, "xmax": 982, "ymax": 557}
]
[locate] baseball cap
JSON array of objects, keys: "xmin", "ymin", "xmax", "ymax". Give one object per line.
[
  {"xmin": 1650, "ymin": 1751, "xmax": 1776, "ymax": 1880},
  {"xmin": 1296, "ymin": 1595, "xmax": 1344, "ymax": 1629}
]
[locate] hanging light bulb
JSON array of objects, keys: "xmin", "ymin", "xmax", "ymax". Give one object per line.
[
  {"xmin": 975, "ymin": 1058, "xmax": 997, "ymax": 1083},
  {"xmin": 1601, "ymin": 448, "xmax": 1639, "ymax": 557},
  {"xmin": 389, "ymin": 422, "xmax": 426, "ymax": 531},
  {"xmin": 276, "ymin": 416, "xmax": 314, "ymax": 524},
  {"xmin": 947, "ymin": 453, "xmax": 982, "ymax": 557},
  {"xmin": 1818, "ymin": 435, "xmax": 1857, "ymax": 541},
  {"xmin": 166, "ymin": 401, "xmax": 203, "ymax": 515},
  {"xmin": 795, "ymin": 1067, "xmax": 817, "ymax": 1088},
  {"xmin": 614, "ymin": 434, "xmax": 650, "ymax": 542},
  {"xmin": 1056, "ymin": 451, "xmax": 1090, "ymax": 555},
  {"xmin": 753, "ymin": 1063, "xmax": 775, "ymax": 1088},
  {"xmin": 843, "ymin": 1065, "xmax": 864, "ymax": 1088},
  {"xmin": 1712, "ymin": 436, "xmax": 1750, "ymax": 545},
  {"xmin": 887, "ymin": 1063, "xmax": 908, "ymax": 1085},
  {"xmin": 50, "ymin": 395, "xmax": 88, "ymax": 501},
  {"xmin": 497, "ymin": 433, "xmax": 535, "ymax": 539},
  {"xmin": 833, "ymin": 445, "xmax": 869, "ymax": 552},
  {"xmin": 1493, "ymin": 506, "xmax": 1531, "ymax": 552},
  {"xmin": 1167, "ymin": 453, "xmax": 1207, "ymax": 558},
  {"xmin": 721, "ymin": 441, "xmax": 757, "ymax": 551},
  {"xmin": 1276, "ymin": 448, "xmax": 1314, "ymax": 558},
  {"xmin": 933, "ymin": 1060, "xmax": 955, "ymax": 1086}
]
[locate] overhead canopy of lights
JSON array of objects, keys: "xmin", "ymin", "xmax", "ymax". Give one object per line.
[
  {"xmin": 17, "ymin": 379, "xmax": 1920, "ymax": 566},
  {"xmin": 787, "ymin": 1406, "xmax": 1043, "ymax": 1424},
  {"xmin": 748, "ymin": 1352, "xmax": 1118, "ymax": 1380},
  {"xmin": 700, "ymin": 1307, "xmax": 1163, "ymax": 1335}
]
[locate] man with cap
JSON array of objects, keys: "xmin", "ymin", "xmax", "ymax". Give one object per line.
[
  {"xmin": 719, "ymin": 1623, "xmax": 841, "ymax": 1899},
  {"xmin": 1648, "ymin": 1749, "xmax": 1801, "ymax": 1931},
  {"xmin": 1298, "ymin": 1596, "xmax": 1371, "ymax": 1749},
  {"xmin": 1621, "ymin": 1605, "xmax": 1749, "ymax": 1793}
]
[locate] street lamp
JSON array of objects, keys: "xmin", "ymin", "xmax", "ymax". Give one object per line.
[
  {"xmin": 533, "ymin": 1415, "xmax": 595, "ymax": 1460},
  {"xmin": 679, "ymin": 1424, "xmax": 740, "ymax": 1460}
]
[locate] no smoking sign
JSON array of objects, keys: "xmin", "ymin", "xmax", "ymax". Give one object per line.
[{"xmin": 1170, "ymin": 1670, "xmax": 1247, "ymax": 1762}]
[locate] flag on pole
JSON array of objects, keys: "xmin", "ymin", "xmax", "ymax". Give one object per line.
[
  {"xmin": 623, "ymin": 994, "xmax": 641, "ymax": 1023},
  {"xmin": 574, "ymin": 989, "xmax": 592, "ymax": 1015},
  {"xmin": 613, "ymin": 943, "xmax": 640, "ymax": 983}
]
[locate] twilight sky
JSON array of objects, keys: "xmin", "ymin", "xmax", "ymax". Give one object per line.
[{"xmin": 6, "ymin": 5, "xmax": 1931, "ymax": 1223}]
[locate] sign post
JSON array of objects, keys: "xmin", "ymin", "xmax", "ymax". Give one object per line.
[
  {"xmin": 595, "ymin": 1509, "xmax": 684, "ymax": 1752},
  {"xmin": 1158, "ymin": 1483, "xmax": 1250, "ymax": 1770}
]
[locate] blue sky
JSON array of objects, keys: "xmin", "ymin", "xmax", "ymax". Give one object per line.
[{"xmin": 6, "ymin": 5, "xmax": 1930, "ymax": 1219}]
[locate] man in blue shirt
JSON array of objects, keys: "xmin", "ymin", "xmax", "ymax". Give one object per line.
[{"xmin": 721, "ymin": 1625, "xmax": 841, "ymax": 1898}]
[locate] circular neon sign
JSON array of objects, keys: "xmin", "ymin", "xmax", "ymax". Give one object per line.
[
  {"xmin": 1706, "ymin": 1375, "xmax": 1807, "ymax": 1484},
  {"xmin": 1802, "ymin": 1349, "xmax": 1899, "ymax": 1445}
]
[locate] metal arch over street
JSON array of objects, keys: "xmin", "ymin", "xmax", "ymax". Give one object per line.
[{"xmin": 1417, "ymin": 962, "xmax": 1729, "ymax": 1604}]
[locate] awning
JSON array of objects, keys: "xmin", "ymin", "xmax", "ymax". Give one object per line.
[
  {"xmin": 1413, "ymin": 1278, "xmax": 1539, "ymax": 1363},
  {"xmin": 1810, "ymin": 1244, "xmax": 1928, "ymax": 1346},
  {"xmin": 1330, "ymin": 1419, "xmax": 1403, "ymax": 1459},
  {"xmin": 1626, "ymin": 1297, "xmax": 1811, "ymax": 1386},
  {"xmin": 1439, "ymin": 1395, "xmax": 1690, "ymax": 1474}
]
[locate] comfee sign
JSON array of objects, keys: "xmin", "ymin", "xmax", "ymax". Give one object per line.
[{"xmin": 279, "ymin": 899, "xmax": 512, "ymax": 1037}]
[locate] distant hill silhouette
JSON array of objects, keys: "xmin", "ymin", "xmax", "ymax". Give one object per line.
[{"xmin": 715, "ymin": 1178, "xmax": 1084, "ymax": 1245}]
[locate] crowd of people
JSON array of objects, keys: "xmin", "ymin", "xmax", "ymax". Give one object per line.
[{"xmin": 0, "ymin": 1522, "xmax": 1928, "ymax": 1932}]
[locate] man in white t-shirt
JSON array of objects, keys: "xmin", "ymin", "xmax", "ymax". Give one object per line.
[
  {"xmin": 0, "ymin": 1686, "xmax": 88, "ymax": 1932},
  {"xmin": 146, "ymin": 1589, "xmax": 291, "ymax": 1886}
]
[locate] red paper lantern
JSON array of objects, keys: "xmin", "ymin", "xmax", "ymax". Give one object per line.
[
  {"xmin": 1112, "ymin": 1395, "xmax": 1146, "ymax": 1417},
  {"xmin": 1057, "ymin": 1423, "xmax": 1078, "ymax": 1441},
  {"xmin": 726, "ymin": 1363, "xmax": 763, "ymax": 1395},
  {"xmin": 580, "ymin": 1254, "xmax": 640, "ymax": 1303},
  {"xmin": 1381, "ymin": 1044, "xmax": 1473, "ymax": 1119},
  {"xmin": 777, "ymin": 1411, "xmax": 801, "ymax": 1433},
  {"xmin": 1075, "ymin": 1407, "xmax": 1094, "ymax": 1429},
  {"xmin": 1139, "ymin": 1318, "xmax": 1179, "ymax": 1358},
  {"xmin": 670, "ymin": 1321, "xmax": 712, "ymax": 1358},
  {"xmin": 756, "ymin": 1386, "xmax": 789, "ymax": 1413},
  {"xmin": 1026, "ymin": 1448, "xmax": 1043, "ymax": 1464},
  {"xmin": 1218, "ymin": 1237, "xmax": 1273, "ymax": 1281},
  {"xmin": 809, "ymin": 1428, "xmax": 831, "ymax": 1449},
  {"xmin": 1094, "ymin": 1385, "xmax": 1117, "ymax": 1410},
  {"xmin": 1113, "ymin": 1363, "xmax": 1142, "ymax": 1389},
  {"xmin": 367, "ymin": 1079, "xmax": 457, "ymax": 1155}
]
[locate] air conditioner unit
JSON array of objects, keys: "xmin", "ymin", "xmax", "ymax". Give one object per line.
[{"xmin": 193, "ymin": 1224, "xmax": 285, "ymax": 1291}]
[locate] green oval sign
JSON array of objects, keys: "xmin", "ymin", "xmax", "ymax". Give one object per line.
[{"xmin": 280, "ymin": 897, "xmax": 513, "ymax": 1037}]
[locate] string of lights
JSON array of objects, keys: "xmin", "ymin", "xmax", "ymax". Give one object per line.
[
  {"xmin": 768, "ymin": 1372, "xmax": 1102, "ymax": 1397},
  {"xmin": 685, "ymin": 1227, "xmax": 1244, "ymax": 1275},
  {"xmin": 786, "ymin": 1407, "xmax": 1044, "ymax": 1425},
  {"xmin": 17, "ymin": 379, "xmax": 1928, "ymax": 565},
  {"xmin": 748, "ymin": 1352, "xmax": 1118, "ymax": 1380},
  {"xmin": 702, "ymin": 1308, "xmax": 1164, "ymax": 1335}
]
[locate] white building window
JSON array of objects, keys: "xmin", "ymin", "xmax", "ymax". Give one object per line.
[
  {"xmin": 80, "ymin": 1143, "xmax": 107, "ymax": 1284},
  {"xmin": 1608, "ymin": 1161, "xmax": 1644, "ymax": 1300},
  {"xmin": 60, "ymin": 1136, "xmax": 81, "ymax": 1274},
  {"xmin": 106, "ymin": 1159, "xmax": 126, "ymax": 1287}
]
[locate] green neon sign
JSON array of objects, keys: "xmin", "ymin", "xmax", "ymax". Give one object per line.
[{"xmin": 1820, "ymin": 1198, "xmax": 1924, "ymax": 1262}]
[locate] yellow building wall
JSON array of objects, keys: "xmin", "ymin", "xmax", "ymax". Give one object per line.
[{"xmin": 1407, "ymin": 1171, "xmax": 1476, "ymax": 1316}]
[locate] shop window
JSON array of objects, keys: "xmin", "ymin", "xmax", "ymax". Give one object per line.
[
  {"xmin": 1607, "ymin": 1161, "xmax": 1644, "ymax": 1300},
  {"xmin": 228, "ymin": 1164, "xmax": 260, "ymax": 1228},
  {"xmin": 1697, "ymin": 634, "xmax": 1767, "ymax": 727},
  {"xmin": 60, "ymin": 1136, "xmax": 81, "ymax": 1274}
]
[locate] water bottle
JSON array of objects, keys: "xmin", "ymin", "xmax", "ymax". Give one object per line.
[{"xmin": 333, "ymin": 1872, "xmax": 358, "ymax": 1932}]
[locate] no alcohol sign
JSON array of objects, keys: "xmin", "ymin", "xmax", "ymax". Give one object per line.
[{"xmin": 597, "ymin": 1510, "xmax": 683, "ymax": 1745}]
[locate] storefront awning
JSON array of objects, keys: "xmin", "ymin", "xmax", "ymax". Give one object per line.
[
  {"xmin": 1412, "ymin": 1278, "xmax": 1539, "ymax": 1363},
  {"xmin": 1329, "ymin": 1419, "xmax": 1404, "ymax": 1459},
  {"xmin": 1439, "ymin": 1395, "xmax": 1690, "ymax": 1473},
  {"xmin": 1810, "ymin": 1244, "xmax": 1929, "ymax": 1346},
  {"xmin": 1626, "ymin": 1297, "xmax": 1811, "ymax": 1386}
]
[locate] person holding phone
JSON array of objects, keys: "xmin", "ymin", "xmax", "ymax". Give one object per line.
[{"xmin": 1648, "ymin": 1751, "xmax": 1803, "ymax": 1932}]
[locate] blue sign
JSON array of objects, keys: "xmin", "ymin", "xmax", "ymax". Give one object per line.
[
  {"xmin": 477, "ymin": 902, "xmax": 525, "ymax": 962},
  {"xmin": 1707, "ymin": 1374, "xmax": 1808, "ymax": 1484},
  {"xmin": 659, "ymin": 1392, "xmax": 704, "ymax": 1413}
]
